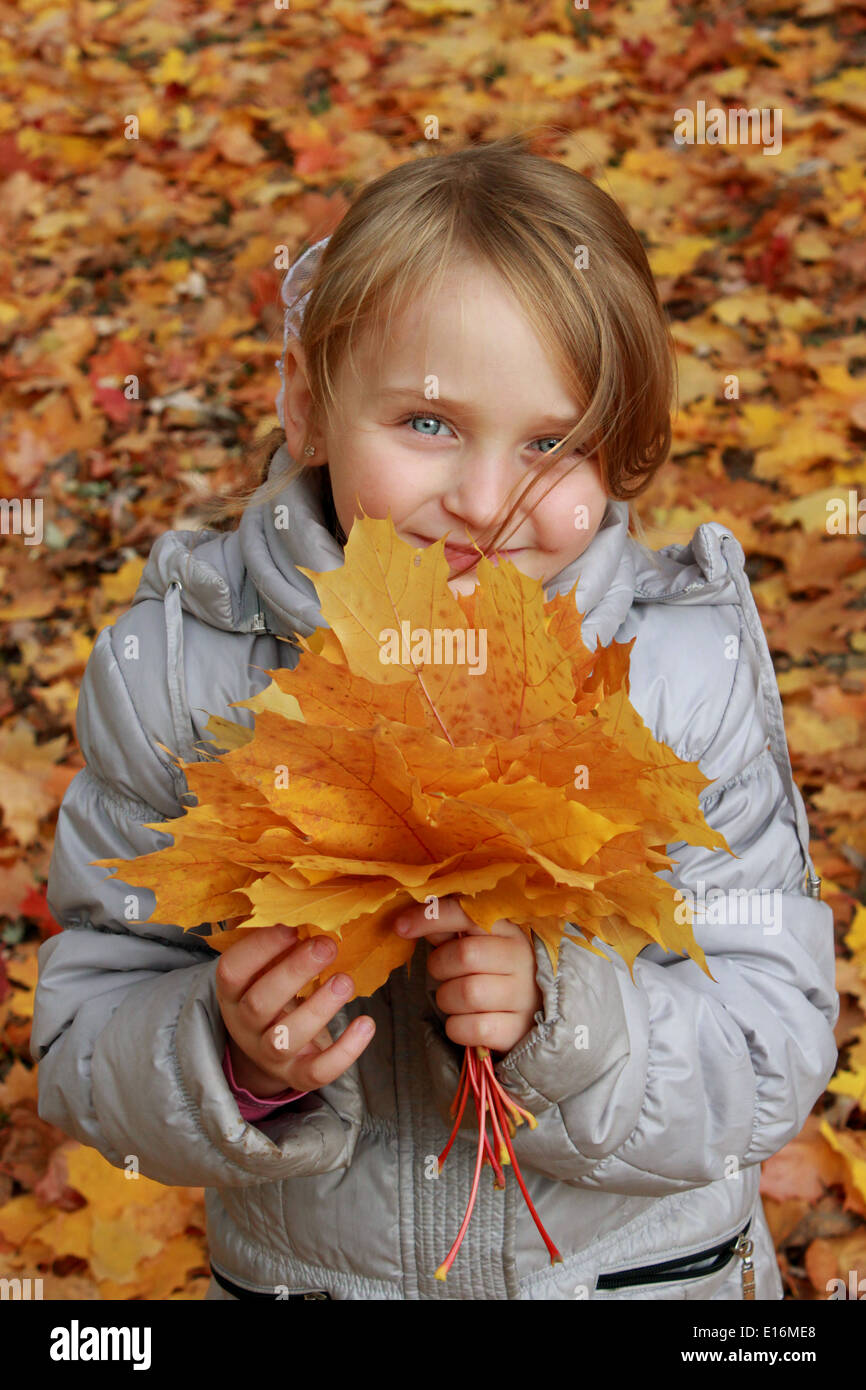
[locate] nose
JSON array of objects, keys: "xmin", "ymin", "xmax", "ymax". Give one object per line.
[{"xmin": 440, "ymin": 449, "xmax": 522, "ymax": 546}]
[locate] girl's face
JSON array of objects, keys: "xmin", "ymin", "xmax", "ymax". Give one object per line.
[{"xmin": 283, "ymin": 263, "xmax": 608, "ymax": 597}]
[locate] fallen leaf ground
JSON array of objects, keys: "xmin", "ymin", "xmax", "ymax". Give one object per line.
[{"xmin": 1, "ymin": 0, "xmax": 864, "ymax": 1300}]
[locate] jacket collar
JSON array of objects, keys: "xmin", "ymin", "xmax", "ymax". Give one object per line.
[{"xmin": 237, "ymin": 442, "xmax": 638, "ymax": 650}]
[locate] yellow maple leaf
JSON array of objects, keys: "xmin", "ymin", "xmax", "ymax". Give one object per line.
[{"xmin": 92, "ymin": 509, "xmax": 733, "ymax": 998}]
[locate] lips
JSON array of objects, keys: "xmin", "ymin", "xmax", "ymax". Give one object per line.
[
  {"xmin": 410, "ymin": 534, "xmax": 523, "ymax": 565},
  {"xmin": 445, "ymin": 547, "xmax": 509, "ymax": 568}
]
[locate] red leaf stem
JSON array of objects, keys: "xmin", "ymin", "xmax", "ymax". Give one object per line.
[
  {"xmin": 483, "ymin": 1056, "xmax": 563, "ymax": 1267},
  {"xmin": 434, "ymin": 1043, "xmax": 563, "ymax": 1280},
  {"xmin": 434, "ymin": 1055, "xmax": 489, "ymax": 1282}
]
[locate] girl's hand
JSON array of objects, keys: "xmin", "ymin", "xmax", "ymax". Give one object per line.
[
  {"xmin": 393, "ymin": 897, "xmax": 543, "ymax": 1058},
  {"xmin": 216, "ymin": 924, "xmax": 376, "ymax": 1097}
]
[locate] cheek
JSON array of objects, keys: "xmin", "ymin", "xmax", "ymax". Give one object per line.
[
  {"xmin": 329, "ymin": 459, "xmax": 383, "ymax": 522},
  {"xmin": 560, "ymin": 469, "xmax": 608, "ymax": 544},
  {"xmin": 539, "ymin": 492, "xmax": 605, "ymax": 552},
  {"xmin": 331, "ymin": 444, "xmax": 419, "ymax": 521}
]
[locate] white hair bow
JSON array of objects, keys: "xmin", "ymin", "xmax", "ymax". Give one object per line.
[{"xmin": 274, "ymin": 235, "xmax": 331, "ymax": 428}]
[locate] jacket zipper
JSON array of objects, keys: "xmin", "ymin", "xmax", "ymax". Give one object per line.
[
  {"xmin": 734, "ymin": 1230, "xmax": 756, "ymax": 1299},
  {"xmin": 596, "ymin": 1220, "xmax": 752, "ymax": 1292},
  {"xmin": 210, "ymin": 1263, "xmax": 330, "ymax": 1300}
]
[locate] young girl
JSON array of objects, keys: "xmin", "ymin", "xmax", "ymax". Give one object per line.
[{"xmin": 33, "ymin": 137, "xmax": 838, "ymax": 1301}]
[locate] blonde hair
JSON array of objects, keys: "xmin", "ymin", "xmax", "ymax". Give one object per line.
[{"xmin": 198, "ymin": 134, "xmax": 677, "ymax": 568}]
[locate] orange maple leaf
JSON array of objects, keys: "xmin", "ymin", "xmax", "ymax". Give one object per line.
[{"xmin": 92, "ymin": 509, "xmax": 732, "ymax": 1001}]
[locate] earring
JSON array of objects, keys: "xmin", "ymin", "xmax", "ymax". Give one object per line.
[{"xmin": 303, "ymin": 445, "xmax": 316, "ymax": 456}]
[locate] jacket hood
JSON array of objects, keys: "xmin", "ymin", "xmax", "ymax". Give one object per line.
[{"xmin": 132, "ymin": 442, "xmax": 737, "ymax": 649}]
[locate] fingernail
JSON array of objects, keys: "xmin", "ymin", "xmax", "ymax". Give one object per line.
[
  {"xmin": 312, "ymin": 937, "xmax": 336, "ymax": 961},
  {"xmin": 331, "ymin": 974, "xmax": 353, "ymax": 995},
  {"xmin": 395, "ymin": 919, "xmax": 412, "ymax": 935}
]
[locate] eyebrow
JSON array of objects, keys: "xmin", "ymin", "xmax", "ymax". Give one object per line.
[{"xmin": 377, "ymin": 387, "xmax": 581, "ymax": 431}]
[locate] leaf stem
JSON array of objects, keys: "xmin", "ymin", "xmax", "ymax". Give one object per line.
[
  {"xmin": 435, "ymin": 1043, "xmax": 562, "ymax": 1279},
  {"xmin": 437, "ymin": 1049, "xmax": 472, "ymax": 1170},
  {"xmin": 434, "ymin": 1055, "xmax": 488, "ymax": 1281},
  {"xmin": 466, "ymin": 1046, "xmax": 506, "ymax": 1186},
  {"xmin": 484, "ymin": 1061, "xmax": 563, "ymax": 1267}
]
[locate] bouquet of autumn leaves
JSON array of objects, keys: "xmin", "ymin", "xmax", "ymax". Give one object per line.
[{"xmin": 93, "ymin": 511, "xmax": 731, "ymax": 1280}]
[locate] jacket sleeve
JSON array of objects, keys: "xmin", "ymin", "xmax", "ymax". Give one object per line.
[
  {"xmin": 221, "ymin": 1041, "xmax": 311, "ymax": 1121},
  {"xmin": 32, "ymin": 614, "xmax": 364, "ymax": 1189},
  {"xmin": 424, "ymin": 597, "xmax": 839, "ymax": 1191}
]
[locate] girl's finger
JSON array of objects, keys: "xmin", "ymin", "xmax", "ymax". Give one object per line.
[
  {"xmin": 215, "ymin": 923, "xmax": 298, "ymax": 1004},
  {"xmin": 288, "ymin": 1012, "xmax": 377, "ymax": 1091},
  {"xmin": 442, "ymin": 1011, "xmax": 520, "ymax": 1051},
  {"xmin": 393, "ymin": 894, "xmax": 476, "ymax": 936},
  {"xmin": 427, "ymin": 933, "xmax": 521, "ymax": 979},
  {"xmin": 395, "ymin": 908, "xmax": 508, "ymax": 939},
  {"xmin": 260, "ymin": 971, "xmax": 362, "ymax": 1067},
  {"xmin": 237, "ymin": 935, "xmax": 340, "ymax": 1033},
  {"xmin": 434, "ymin": 973, "xmax": 528, "ymax": 1017}
]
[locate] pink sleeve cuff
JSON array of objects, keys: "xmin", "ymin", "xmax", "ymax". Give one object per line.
[{"xmin": 222, "ymin": 1042, "xmax": 310, "ymax": 1120}]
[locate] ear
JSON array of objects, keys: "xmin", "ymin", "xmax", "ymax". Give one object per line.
[{"xmin": 281, "ymin": 338, "xmax": 327, "ymax": 464}]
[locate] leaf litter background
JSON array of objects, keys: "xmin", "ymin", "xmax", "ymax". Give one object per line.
[{"xmin": 0, "ymin": 0, "xmax": 865, "ymax": 1300}]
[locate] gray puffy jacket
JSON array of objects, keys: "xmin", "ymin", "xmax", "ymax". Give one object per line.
[{"xmin": 33, "ymin": 444, "xmax": 839, "ymax": 1300}]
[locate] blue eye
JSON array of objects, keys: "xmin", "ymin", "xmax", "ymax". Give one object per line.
[
  {"xmin": 407, "ymin": 413, "xmax": 454, "ymax": 437},
  {"xmin": 402, "ymin": 415, "xmax": 575, "ymax": 460}
]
